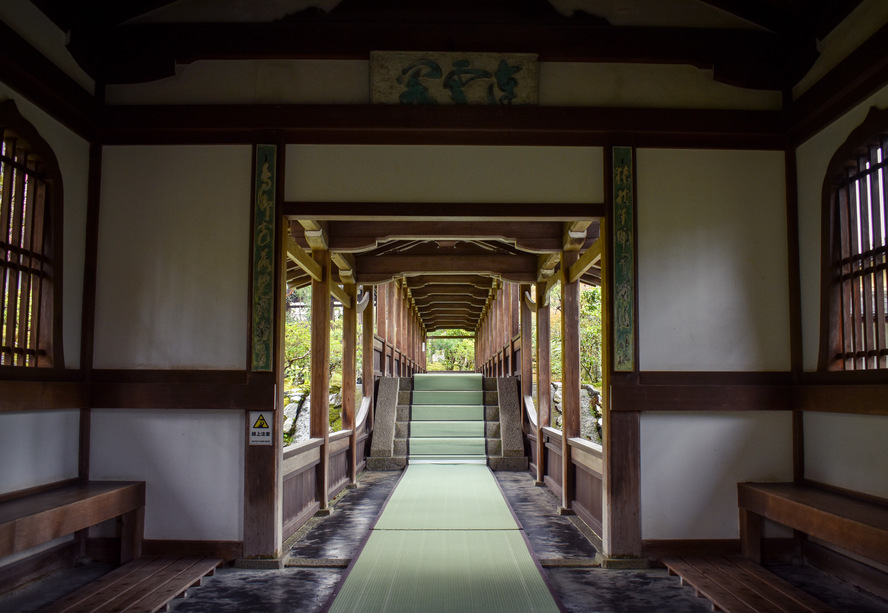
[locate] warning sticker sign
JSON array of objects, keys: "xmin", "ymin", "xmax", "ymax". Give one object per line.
[{"xmin": 249, "ymin": 411, "xmax": 273, "ymax": 445}]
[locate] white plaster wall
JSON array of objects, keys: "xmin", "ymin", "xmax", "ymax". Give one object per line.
[
  {"xmin": 804, "ymin": 412, "xmax": 888, "ymax": 500},
  {"xmin": 106, "ymin": 59, "xmax": 779, "ymax": 110},
  {"xmin": 0, "ymin": 411, "xmax": 80, "ymax": 495},
  {"xmin": 794, "ymin": 85, "xmax": 888, "ymax": 371},
  {"xmin": 286, "ymin": 145, "xmax": 603, "ymax": 204},
  {"xmin": 90, "ymin": 409, "xmax": 245, "ymax": 541},
  {"xmin": 636, "ymin": 149, "xmax": 791, "ymax": 371},
  {"xmin": 94, "ymin": 146, "xmax": 252, "ymax": 369},
  {"xmin": 640, "ymin": 411, "xmax": 793, "ymax": 539},
  {"xmin": 0, "ymin": 84, "xmax": 91, "ymax": 369}
]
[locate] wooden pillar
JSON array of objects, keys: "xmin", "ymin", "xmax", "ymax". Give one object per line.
[
  {"xmin": 561, "ymin": 251, "xmax": 581, "ymax": 512},
  {"xmin": 311, "ymin": 249, "xmax": 331, "ymax": 510},
  {"xmin": 342, "ymin": 282, "xmax": 358, "ymax": 485},
  {"xmin": 535, "ymin": 281, "xmax": 551, "ymax": 485},
  {"xmin": 520, "ymin": 284, "xmax": 533, "ymax": 429},
  {"xmin": 600, "ymin": 215, "xmax": 642, "ymax": 558},
  {"xmin": 377, "ymin": 282, "xmax": 387, "ymax": 342},
  {"xmin": 362, "ymin": 286, "xmax": 375, "ymax": 428}
]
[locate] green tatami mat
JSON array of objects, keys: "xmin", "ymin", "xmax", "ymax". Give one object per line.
[
  {"xmin": 328, "ymin": 530, "xmax": 560, "ymax": 613},
  {"xmin": 410, "ymin": 421, "xmax": 484, "ymax": 438},
  {"xmin": 413, "ymin": 373, "xmax": 482, "ymax": 391},
  {"xmin": 413, "ymin": 390, "xmax": 483, "ymax": 405},
  {"xmin": 409, "ymin": 437, "xmax": 486, "ymax": 457},
  {"xmin": 411, "ymin": 405, "xmax": 484, "ymax": 421},
  {"xmin": 373, "ymin": 464, "xmax": 515, "ymax": 530}
]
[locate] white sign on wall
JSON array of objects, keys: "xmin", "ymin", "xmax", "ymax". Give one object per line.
[{"xmin": 249, "ymin": 411, "xmax": 273, "ymax": 446}]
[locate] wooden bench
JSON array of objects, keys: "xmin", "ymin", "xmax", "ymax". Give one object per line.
[
  {"xmin": 35, "ymin": 555, "xmax": 223, "ymax": 613},
  {"xmin": 737, "ymin": 482, "xmax": 888, "ymax": 568},
  {"xmin": 0, "ymin": 481, "xmax": 146, "ymax": 565},
  {"xmin": 664, "ymin": 554, "xmax": 837, "ymax": 613}
]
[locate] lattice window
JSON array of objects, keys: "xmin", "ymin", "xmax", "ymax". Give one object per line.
[
  {"xmin": 826, "ymin": 129, "xmax": 888, "ymax": 370},
  {"xmin": 1, "ymin": 103, "xmax": 60, "ymax": 368}
]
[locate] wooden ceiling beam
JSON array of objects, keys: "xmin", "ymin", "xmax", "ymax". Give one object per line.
[
  {"xmin": 355, "ymin": 254, "xmax": 537, "ymax": 283},
  {"xmin": 322, "ymin": 220, "xmax": 569, "ymax": 253},
  {"xmin": 406, "ymin": 275, "xmax": 493, "ymax": 289},
  {"xmin": 286, "ymin": 234, "xmax": 323, "ymax": 282},
  {"xmin": 567, "ymin": 237, "xmax": 603, "ymax": 284},
  {"xmin": 103, "ymin": 105, "xmax": 784, "ymax": 150},
  {"xmin": 74, "ymin": 21, "xmax": 804, "ymax": 89}
]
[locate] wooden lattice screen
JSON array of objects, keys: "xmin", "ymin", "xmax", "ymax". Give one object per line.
[
  {"xmin": 833, "ymin": 134, "xmax": 888, "ymax": 370},
  {"xmin": 1, "ymin": 128, "xmax": 51, "ymax": 367}
]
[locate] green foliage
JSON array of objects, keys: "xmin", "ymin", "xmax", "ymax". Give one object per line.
[
  {"xmin": 541, "ymin": 283, "xmax": 602, "ymax": 385},
  {"xmin": 427, "ymin": 329, "xmax": 475, "ymax": 371},
  {"xmin": 284, "ymin": 286, "xmax": 356, "ymax": 440}
]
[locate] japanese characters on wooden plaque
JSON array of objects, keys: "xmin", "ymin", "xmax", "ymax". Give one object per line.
[
  {"xmin": 371, "ymin": 51, "xmax": 538, "ymax": 105},
  {"xmin": 251, "ymin": 145, "xmax": 276, "ymax": 372},
  {"xmin": 613, "ymin": 146, "xmax": 635, "ymax": 372}
]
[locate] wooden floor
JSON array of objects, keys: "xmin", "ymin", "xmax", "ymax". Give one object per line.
[
  {"xmin": 36, "ymin": 556, "xmax": 222, "ymax": 613},
  {"xmin": 663, "ymin": 555, "xmax": 837, "ymax": 613}
]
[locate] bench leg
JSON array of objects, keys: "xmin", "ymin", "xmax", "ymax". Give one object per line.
[
  {"xmin": 740, "ymin": 508, "xmax": 762, "ymax": 564},
  {"xmin": 120, "ymin": 506, "xmax": 144, "ymax": 563}
]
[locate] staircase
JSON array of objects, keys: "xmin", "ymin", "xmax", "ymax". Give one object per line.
[
  {"xmin": 369, "ymin": 373, "xmax": 527, "ymax": 471},
  {"xmin": 408, "ymin": 373, "xmax": 488, "ymax": 464}
]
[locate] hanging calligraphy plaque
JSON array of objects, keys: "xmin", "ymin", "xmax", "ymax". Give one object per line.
[
  {"xmin": 251, "ymin": 144, "xmax": 276, "ymax": 372},
  {"xmin": 612, "ymin": 146, "xmax": 636, "ymax": 372},
  {"xmin": 371, "ymin": 51, "xmax": 538, "ymax": 105}
]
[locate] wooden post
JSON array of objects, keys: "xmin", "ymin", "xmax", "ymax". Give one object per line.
[
  {"xmin": 520, "ymin": 284, "xmax": 533, "ymax": 430},
  {"xmin": 311, "ymin": 249, "xmax": 331, "ymax": 510},
  {"xmin": 561, "ymin": 250, "xmax": 580, "ymax": 512},
  {"xmin": 535, "ymin": 281, "xmax": 551, "ymax": 485},
  {"xmin": 342, "ymin": 282, "xmax": 357, "ymax": 485},
  {"xmin": 363, "ymin": 286, "xmax": 375, "ymax": 428}
]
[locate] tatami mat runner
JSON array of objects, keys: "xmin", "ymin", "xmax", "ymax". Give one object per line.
[{"xmin": 326, "ymin": 464, "xmax": 561, "ymax": 613}]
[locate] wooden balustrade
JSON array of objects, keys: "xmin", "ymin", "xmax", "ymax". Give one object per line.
[{"xmin": 523, "ymin": 395, "xmax": 602, "ymax": 537}]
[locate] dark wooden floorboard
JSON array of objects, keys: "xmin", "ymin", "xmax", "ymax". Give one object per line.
[
  {"xmin": 36, "ymin": 556, "xmax": 222, "ymax": 613},
  {"xmin": 664, "ymin": 555, "xmax": 838, "ymax": 613}
]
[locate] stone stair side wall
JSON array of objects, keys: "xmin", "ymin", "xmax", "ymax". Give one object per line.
[
  {"xmin": 367, "ymin": 377, "xmax": 406, "ymax": 470},
  {"xmin": 488, "ymin": 377, "xmax": 529, "ymax": 471}
]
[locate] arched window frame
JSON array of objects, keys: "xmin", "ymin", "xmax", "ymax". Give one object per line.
[
  {"xmin": 0, "ymin": 99, "xmax": 64, "ymax": 368},
  {"xmin": 819, "ymin": 106, "xmax": 888, "ymax": 372}
]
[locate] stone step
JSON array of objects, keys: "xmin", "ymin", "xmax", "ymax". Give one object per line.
[
  {"xmin": 410, "ymin": 421, "xmax": 485, "ymax": 438},
  {"xmin": 413, "ymin": 373, "xmax": 483, "ymax": 391}
]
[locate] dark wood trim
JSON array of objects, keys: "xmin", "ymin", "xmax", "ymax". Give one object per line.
[
  {"xmin": 285, "ymin": 201, "xmax": 605, "ymax": 221},
  {"xmin": 603, "ymin": 410, "xmax": 641, "ymax": 557},
  {"xmin": 84, "ymin": 19, "xmax": 798, "ymax": 90},
  {"xmin": 89, "ymin": 380, "xmax": 275, "ymax": 410},
  {"xmin": 0, "ymin": 380, "xmax": 88, "ymax": 411},
  {"xmin": 611, "ymin": 381, "xmax": 793, "ymax": 412},
  {"xmin": 0, "ymin": 21, "xmax": 96, "ymax": 140},
  {"xmin": 638, "ymin": 371, "xmax": 793, "ymax": 385},
  {"xmin": 99, "ymin": 104, "xmax": 785, "ymax": 149},
  {"xmin": 79, "ymin": 143, "xmax": 103, "ymax": 374},
  {"xmin": 802, "ymin": 540, "xmax": 888, "ymax": 602},
  {"xmin": 794, "ymin": 384, "xmax": 888, "ymax": 415},
  {"xmin": 789, "ymin": 22, "xmax": 888, "ymax": 146},
  {"xmin": 141, "ymin": 539, "xmax": 243, "ymax": 562},
  {"xmin": 784, "ymin": 146, "xmax": 804, "ymax": 377}
]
